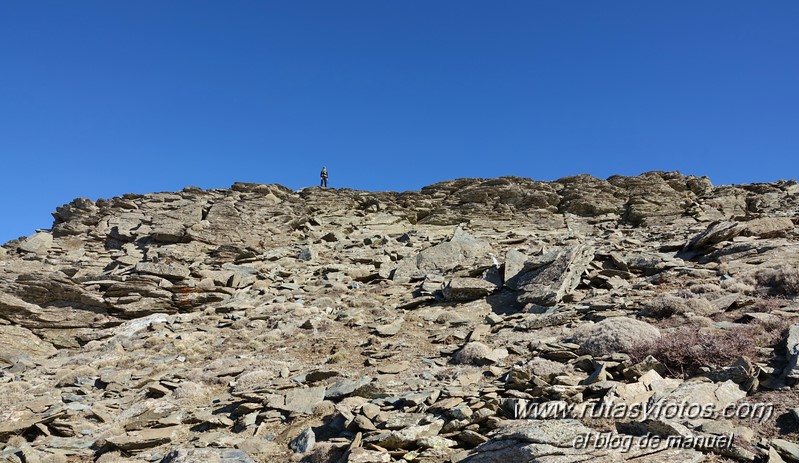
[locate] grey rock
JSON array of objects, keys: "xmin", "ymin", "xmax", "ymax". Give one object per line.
[
  {"xmin": 364, "ymin": 417, "xmax": 444, "ymax": 450},
  {"xmin": 297, "ymin": 246, "xmax": 315, "ymax": 261},
  {"xmin": 107, "ymin": 425, "xmax": 181, "ymax": 451},
  {"xmin": 686, "ymin": 217, "xmax": 794, "ymax": 253},
  {"xmin": 326, "ymin": 376, "xmax": 373, "ymax": 400},
  {"xmin": 772, "ymin": 439, "xmax": 799, "ymax": 463},
  {"xmin": 770, "ymin": 447, "xmax": 788, "ymax": 463},
  {"xmin": 739, "ymin": 217, "xmax": 795, "ymax": 238},
  {"xmin": 503, "ymin": 249, "xmax": 528, "ymax": 287},
  {"xmin": 377, "ymin": 361, "xmax": 410, "ymax": 374},
  {"xmin": 289, "ymin": 427, "xmax": 316, "ymax": 453},
  {"xmin": 266, "ymin": 386, "xmax": 326, "ymax": 414},
  {"xmin": 135, "ymin": 261, "xmax": 191, "ymax": 280},
  {"xmin": 346, "ymin": 448, "xmax": 391, "ymax": 463},
  {"xmin": 783, "ymin": 324, "xmax": 799, "ymax": 379},
  {"xmin": 443, "ymin": 277, "xmax": 498, "ymax": 302},
  {"xmin": 455, "ymin": 342, "xmax": 492, "ymax": 365},
  {"xmin": 151, "ymin": 222, "xmax": 187, "ymax": 243},
  {"xmin": 374, "ymin": 317, "xmax": 403, "ymax": 336},
  {"xmin": 458, "ymin": 430, "xmax": 489, "ymax": 446},
  {"xmin": 569, "ymin": 317, "xmax": 660, "ymax": 356},
  {"xmin": 465, "ymin": 419, "xmax": 705, "ymax": 463},
  {"xmin": 516, "ymin": 244, "xmax": 595, "ymax": 306},
  {"xmin": 161, "ymin": 448, "xmax": 257, "ymax": 463},
  {"xmin": 18, "ymin": 231, "xmax": 53, "ymax": 255},
  {"xmin": 393, "ymin": 227, "xmax": 490, "ymax": 283},
  {"xmin": 0, "ymin": 324, "xmax": 57, "ymax": 363},
  {"xmin": 654, "ymin": 380, "xmax": 747, "ymax": 421}
]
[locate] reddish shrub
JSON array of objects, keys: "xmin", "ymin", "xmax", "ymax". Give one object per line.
[{"xmin": 629, "ymin": 320, "xmax": 788, "ymax": 377}]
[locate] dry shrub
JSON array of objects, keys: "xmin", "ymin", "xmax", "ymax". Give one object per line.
[
  {"xmin": 720, "ymin": 279, "xmax": 755, "ymax": 294},
  {"xmin": 232, "ymin": 369, "xmax": 277, "ymax": 393},
  {"xmin": 746, "ymin": 265, "xmax": 799, "ymax": 296},
  {"xmin": 642, "ymin": 295, "xmax": 715, "ymax": 319},
  {"xmin": 687, "ymin": 282, "xmax": 722, "ymax": 295},
  {"xmin": 455, "ymin": 342, "xmax": 491, "ymax": 365},
  {"xmin": 171, "ymin": 381, "xmax": 209, "ymax": 401},
  {"xmin": 749, "ymin": 296, "xmax": 790, "ymax": 313},
  {"xmin": 54, "ymin": 365, "xmax": 97, "ymax": 387},
  {"xmin": 629, "ymin": 320, "xmax": 788, "ymax": 377}
]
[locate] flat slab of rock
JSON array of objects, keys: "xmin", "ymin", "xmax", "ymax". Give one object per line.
[
  {"xmin": 0, "ymin": 324, "xmax": 57, "ymax": 363},
  {"xmin": 375, "ymin": 318, "xmax": 404, "ymax": 336},
  {"xmin": 18, "ymin": 231, "xmax": 53, "ymax": 255},
  {"xmin": 686, "ymin": 217, "xmax": 795, "ymax": 252},
  {"xmin": 443, "ymin": 277, "xmax": 498, "ymax": 302},
  {"xmin": 107, "ymin": 425, "xmax": 181, "ymax": 451},
  {"xmin": 0, "ymin": 406, "xmax": 66, "ymax": 440},
  {"xmin": 162, "ymin": 447, "xmax": 257, "ymax": 463},
  {"xmin": 465, "ymin": 419, "xmax": 705, "ymax": 463},
  {"xmin": 364, "ymin": 418, "xmax": 444, "ymax": 450},
  {"xmin": 266, "ymin": 386, "xmax": 326, "ymax": 414},
  {"xmin": 326, "ymin": 376, "xmax": 373, "ymax": 399},
  {"xmin": 135, "ymin": 262, "xmax": 191, "ymax": 280},
  {"xmin": 772, "ymin": 439, "xmax": 799, "ymax": 463},
  {"xmin": 516, "ymin": 244, "xmax": 595, "ymax": 306},
  {"xmin": 377, "ymin": 361, "xmax": 410, "ymax": 374},
  {"xmin": 393, "ymin": 227, "xmax": 490, "ymax": 283}
]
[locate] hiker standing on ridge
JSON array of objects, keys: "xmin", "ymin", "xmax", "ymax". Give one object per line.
[{"xmin": 320, "ymin": 166, "xmax": 328, "ymax": 188}]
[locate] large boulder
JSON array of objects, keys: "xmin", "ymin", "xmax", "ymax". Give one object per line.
[
  {"xmin": 17, "ymin": 232, "xmax": 53, "ymax": 255},
  {"xmin": 570, "ymin": 317, "xmax": 661, "ymax": 356},
  {"xmin": 442, "ymin": 277, "xmax": 498, "ymax": 302},
  {"xmin": 0, "ymin": 325, "xmax": 56, "ymax": 365},
  {"xmin": 685, "ymin": 217, "xmax": 795, "ymax": 253},
  {"xmin": 515, "ymin": 244, "xmax": 595, "ymax": 306},
  {"xmin": 393, "ymin": 227, "xmax": 490, "ymax": 283}
]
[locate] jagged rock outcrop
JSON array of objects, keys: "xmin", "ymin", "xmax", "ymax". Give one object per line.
[{"xmin": 2, "ymin": 171, "xmax": 799, "ymax": 463}]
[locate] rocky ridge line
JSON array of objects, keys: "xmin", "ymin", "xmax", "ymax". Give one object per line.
[{"xmin": 1, "ymin": 171, "xmax": 799, "ymax": 463}]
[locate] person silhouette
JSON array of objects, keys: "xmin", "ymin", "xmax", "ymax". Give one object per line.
[{"xmin": 320, "ymin": 166, "xmax": 328, "ymax": 188}]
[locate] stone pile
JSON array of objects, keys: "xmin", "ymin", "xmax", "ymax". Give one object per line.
[{"xmin": 1, "ymin": 172, "xmax": 799, "ymax": 462}]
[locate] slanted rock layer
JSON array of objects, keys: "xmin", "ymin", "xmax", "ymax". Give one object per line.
[{"xmin": 2, "ymin": 171, "xmax": 799, "ymax": 462}]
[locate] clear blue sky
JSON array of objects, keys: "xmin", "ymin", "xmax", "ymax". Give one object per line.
[{"xmin": 2, "ymin": 2, "xmax": 798, "ymax": 243}]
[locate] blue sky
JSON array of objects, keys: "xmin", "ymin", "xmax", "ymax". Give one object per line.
[{"xmin": 2, "ymin": 2, "xmax": 798, "ymax": 243}]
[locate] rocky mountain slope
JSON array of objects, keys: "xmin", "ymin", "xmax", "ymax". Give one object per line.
[{"xmin": 2, "ymin": 171, "xmax": 799, "ymax": 463}]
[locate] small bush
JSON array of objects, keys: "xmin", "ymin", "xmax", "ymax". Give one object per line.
[
  {"xmin": 749, "ymin": 296, "xmax": 790, "ymax": 313},
  {"xmin": 629, "ymin": 321, "xmax": 788, "ymax": 377},
  {"xmin": 232, "ymin": 369, "xmax": 277, "ymax": 393},
  {"xmin": 720, "ymin": 279, "xmax": 755, "ymax": 294},
  {"xmin": 747, "ymin": 265, "xmax": 799, "ymax": 296},
  {"xmin": 642, "ymin": 295, "xmax": 715, "ymax": 319},
  {"xmin": 687, "ymin": 282, "xmax": 722, "ymax": 295},
  {"xmin": 455, "ymin": 342, "xmax": 491, "ymax": 365}
]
